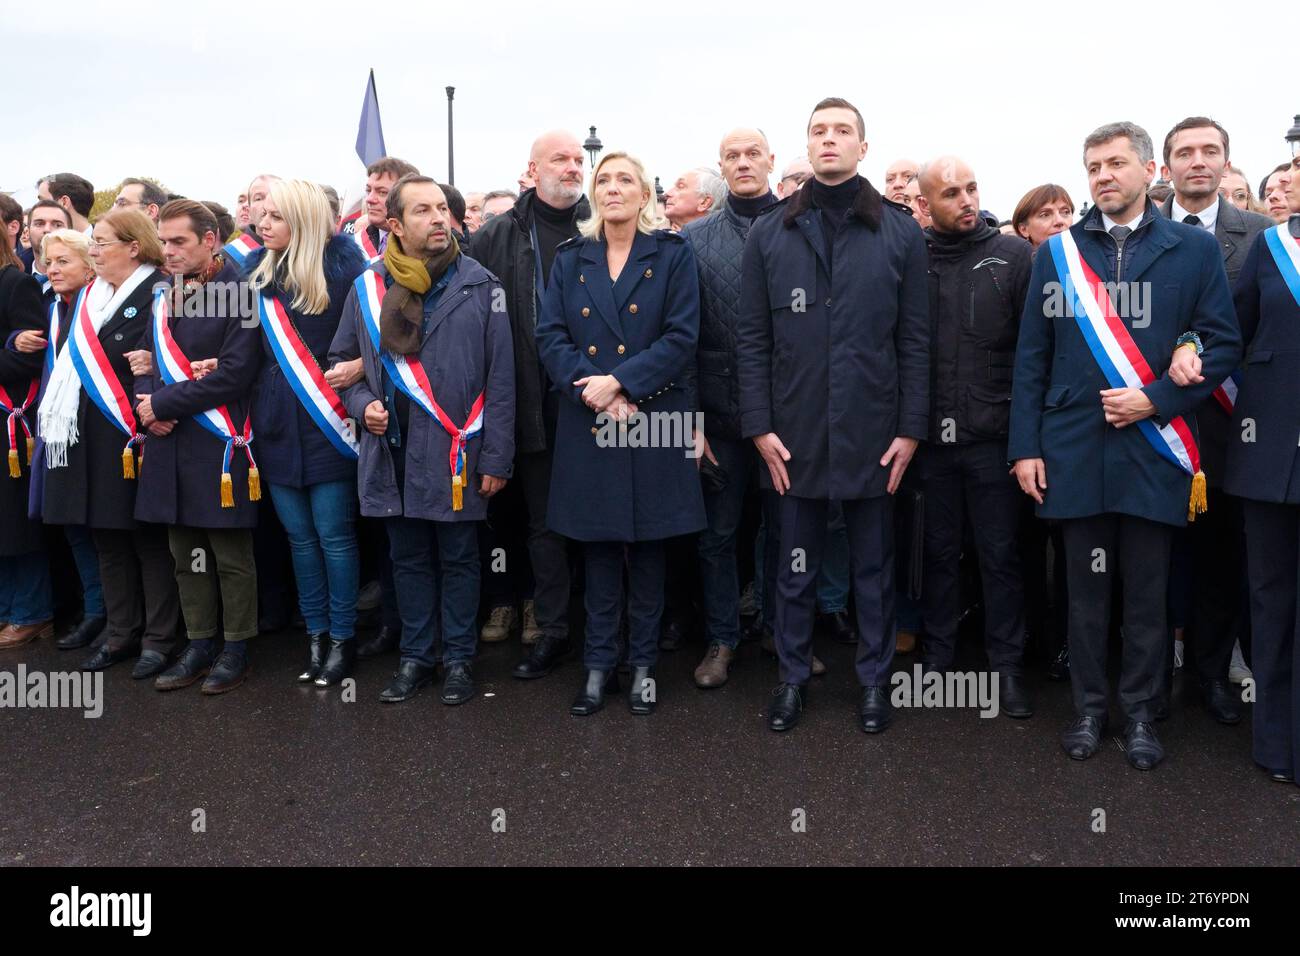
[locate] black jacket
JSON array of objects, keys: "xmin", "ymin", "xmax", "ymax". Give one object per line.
[
  {"xmin": 467, "ymin": 188, "xmax": 590, "ymax": 455},
  {"xmin": 922, "ymin": 223, "xmax": 1032, "ymax": 444},
  {"xmin": 0, "ymin": 265, "xmax": 46, "ymax": 555}
]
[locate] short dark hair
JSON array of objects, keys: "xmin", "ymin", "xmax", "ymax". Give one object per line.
[
  {"xmin": 1262, "ymin": 161, "xmax": 1292, "ymax": 199},
  {"xmin": 1147, "ymin": 182, "xmax": 1174, "ymax": 204},
  {"xmin": 808, "ymin": 97, "xmax": 865, "ymax": 140},
  {"xmin": 386, "ymin": 174, "xmax": 438, "ymax": 221},
  {"xmin": 120, "ymin": 177, "xmax": 170, "ymax": 209},
  {"xmin": 27, "ymin": 199, "xmax": 70, "ymax": 228},
  {"xmin": 44, "ymin": 172, "xmax": 94, "ymax": 216},
  {"xmin": 202, "ymin": 201, "xmax": 236, "ymax": 243},
  {"xmin": 439, "ymin": 183, "xmax": 465, "ymax": 226},
  {"xmin": 1083, "ymin": 122, "xmax": 1154, "ymax": 166},
  {"xmin": 1162, "ymin": 116, "xmax": 1230, "ymax": 167},
  {"xmin": 159, "ymin": 198, "xmax": 219, "ymax": 241},
  {"xmin": 1011, "ymin": 183, "xmax": 1075, "ymax": 237},
  {"xmin": 366, "ymin": 156, "xmax": 420, "ymax": 181}
]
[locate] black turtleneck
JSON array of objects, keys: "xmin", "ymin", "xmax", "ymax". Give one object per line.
[
  {"xmin": 809, "ymin": 176, "xmax": 859, "ymax": 274},
  {"xmin": 728, "ymin": 191, "xmax": 776, "ymax": 221},
  {"xmin": 532, "ymin": 195, "xmax": 582, "ymax": 287}
]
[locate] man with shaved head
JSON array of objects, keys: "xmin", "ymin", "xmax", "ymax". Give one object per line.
[
  {"xmin": 913, "ymin": 156, "xmax": 1034, "ymax": 717},
  {"xmin": 883, "ymin": 158, "xmax": 920, "ymax": 202},
  {"xmin": 468, "ymin": 130, "xmax": 589, "ymax": 678}
]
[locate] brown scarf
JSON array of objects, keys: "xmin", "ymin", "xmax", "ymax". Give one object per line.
[{"xmin": 379, "ymin": 234, "xmax": 460, "ymax": 355}]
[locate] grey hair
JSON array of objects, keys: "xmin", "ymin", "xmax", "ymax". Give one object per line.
[
  {"xmin": 483, "ymin": 189, "xmax": 518, "ymax": 203},
  {"xmin": 1082, "ymin": 122, "xmax": 1154, "ymax": 166},
  {"xmin": 692, "ymin": 167, "xmax": 728, "ymax": 209}
]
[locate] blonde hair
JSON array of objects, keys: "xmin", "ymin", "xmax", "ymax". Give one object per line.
[
  {"xmin": 248, "ymin": 179, "xmax": 332, "ymax": 314},
  {"xmin": 41, "ymin": 228, "xmax": 93, "ymax": 271},
  {"xmin": 579, "ymin": 151, "xmax": 659, "ymax": 240},
  {"xmin": 96, "ymin": 208, "xmax": 164, "ymax": 267}
]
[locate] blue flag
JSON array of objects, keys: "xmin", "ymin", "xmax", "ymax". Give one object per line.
[{"xmin": 355, "ymin": 70, "xmax": 386, "ymax": 167}]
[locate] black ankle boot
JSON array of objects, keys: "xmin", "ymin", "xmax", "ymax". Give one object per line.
[
  {"xmin": 314, "ymin": 637, "xmax": 355, "ymax": 687},
  {"xmin": 570, "ymin": 668, "xmax": 619, "ymax": 716},
  {"xmin": 298, "ymin": 632, "xmax": 329, "ymax": 683},
  {"xmin": 628, "ymin": 665, "xmax": 657, "ymax": 715}
]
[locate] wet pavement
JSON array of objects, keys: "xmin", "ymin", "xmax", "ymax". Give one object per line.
[{"xmin": 2, "ymin": 627, "xmax": 1297, "ymax": 866}]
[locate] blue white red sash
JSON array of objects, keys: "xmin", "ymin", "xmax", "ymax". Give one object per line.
[
  {"xmin": 150, "ymin": 289, "xmax": 260, "ymax": 507},
  {"xmin": 223, "ymin": 233, "xmax": 261, "ymax": 270},
  {"xmin": 1047, "ymin": 229, "xmax": 1206, "ymax": 519},
  {"xmin": 1264, "ymin": 223, "xmax": 1300, "ymax": 309},
  {"xmin": 66, "ymin": 283, "xmax": 145, "ymax": 478},
  {"xmin": 353, "ymin": 271, "xmax": 484, "ymax": 510},
  {"xmin": 352, "ymin": 226, "xmax": 382, "ymax": 266},
  {"xmin": 45, "ymin": 298, "xmax": 60, "ymax": 374},
  {"xmin": 0, "ymin": 378, "xmax": 38, "ymax": 478},
  {"xmin": 257, "ymin": 293, "xmax": 358, "ymax": 460},
  {"xmin": 1212, "ymin": 371, "xmax": 1240, "ymax": 415}
]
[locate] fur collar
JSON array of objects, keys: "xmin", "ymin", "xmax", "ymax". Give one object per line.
[{"xmin": 783, "ymin": 174, "xmax": 886, "ymax": 231}]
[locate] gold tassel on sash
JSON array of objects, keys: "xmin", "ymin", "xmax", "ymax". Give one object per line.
[
  {"xmin": 1188, "ymin": 471, "xmax": 1208, "ymax": 522},
  {"xmin": 122, "ymin": 447, "xmax": 136, "ymax": 479},
  {"xmin": 248, "ymin": 466, "xmax": 261, "ymax": 502},
  {"xmin": 25, "ymin": 435, "xmax": 33, "ymax": 465},
  {"xmin": 221, "ymin": 472, "xmax": 234, "ymax": 508},
  {"xmin": 451, "ymin": 469, "xmax": 464, "ymax": 512},
  {"xmin": 7, "ymin": 447, "xmax": 19, "ymax": 478}
]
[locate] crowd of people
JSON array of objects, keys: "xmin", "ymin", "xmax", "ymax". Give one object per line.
[{"xmin": 2, "ymin": 99, "xmax": 1298, "ymax": 783}]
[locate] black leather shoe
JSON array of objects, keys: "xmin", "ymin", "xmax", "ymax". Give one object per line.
[
  {"xmin": 768, "ymin": 683, "xmax": 804, "ymax": 732},
  {"xmin": 314, "ymin": 637, "xmax": 355, "ymax": 687},
  {"xmin": 819, "ymin": 609, "xmax": 856, "ymax": 645},
  {"xmin": 513, "ymin": 634, "xmax": 571, "ymax": 679},
  {"xmin": 1061, "ymin": 715, "xmax": 1107, "ymax": 760},
  {"xmin": 298, "ymin": 632, "xmax": 329, "ymax": 683},
  {"xmin": 1201, "ymin": 678, "xmax": 1242, "ymax": 725},
  {"xmin": 441, "ymin": 662, "xmax": 475, "ymax": 705},
  {"xmin": 1123, "ymin": 721, "xmax": 1165, "ymax": 770},
  {"xmin": 658, "ymin": 618, "xmax": 687, "ymax": 652},
  {"xmin": 131, "ymin": 649, "xmax": 171, "ymax": 680},
  {"xmin": 80, "ymin": 644, "xmax": 134, "ymax": 672},
  {"xmin": 999, "ymin": 673, "xmax": 1034, "ymax": 719},
  {"xmin": 859, "ymin": 685, "xmax": 893, "ymax": 733},
  {"xmin": 201, "ymin": 649, "xmax": 250, "ymax": 695},
  {"xmin": 57, "ymin": 615, "xmax": 107, "ymax": 650},
  {"xmin": 1258, "ymin": 765, "xmax": 1294, "ymax": 783},
  {"xmin": 628, "ymin": 665, "xmax": 656, "ymax": 715},
  {"xmin": 356, "ymin": 625, "xmax": 399, "ymax": 660},
  {"xmin": 570, "ymin": 668, "xmax": 618, "ymax": 716},
  {"xmin": 379, "ymin": 660, "xmax": 436, "ymax": 702},
  {"xmin": 1047, "ymin": 642, "xmax": 1070, "ymax": 682},
  {"xmin": 154, "ymin": 644, "xmax": 215, "ymax": 691}
]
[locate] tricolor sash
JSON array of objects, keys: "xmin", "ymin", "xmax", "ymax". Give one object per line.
[
  {"xmin": 1264, "ymin": 223, "xmax": 1300, "ymax": 310},
  {"xmin": 1212, "ymin": 371, "xmax": 1240, "ymax": 415},
  {"xmin": 0, "ymin": 379, "xmax": 38, "ymax": 478},
  {"xmin": 223, "ymin": 233, "xmax": 261, "ymax": 270},
  {"xmin": 151, "ymin": 289, "xmax": 260, "ymax": 507},
  {"xmin": 257, "ymin": 292, "xmax": 358, "ymax": 460},
  {"xmin": 45, "ymin": 297, "xmax": 62, "ymax": 374},
  {"xmin": 353, "ymin": 271, "xmax": 484, "ymax": 510},
  {"xmin": 66, "ymin": 283, "xmax": 146, "ymax": 478},
  {"xmin": 1048, "ymin": 229, "xmax": 1207, "ymax": 520},
  {"xmin": 352, "ymin": 226, "xmax": 382, "ymax": 266}
]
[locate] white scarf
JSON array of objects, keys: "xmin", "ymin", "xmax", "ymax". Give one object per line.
[{"xmin": 39, "ymin": 264, "xmax": 154, "ymax": 468}]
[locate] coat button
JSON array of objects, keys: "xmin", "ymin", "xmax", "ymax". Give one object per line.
[
  {"xmin": 587, "ymin": 345, "xmax": 597, "ymax": 355},
  {"xmin": 617, "ymin": 344, "xmax": 625, "ymax": 354},
  {"xmin": 644, "ymin": 268, "xmax": 653, "ymax": 278},
  {"xmin": 581, "ymin": 307, "xmax": 590, "ymax": 317},
  {"xmin": 629, "ymin": 303, "xmax": 638, "ymax": 314},
  {"xmin": 825, "ymin": 298, "xmax": 832, "ymax": 306},
  {"xmin": 591, "ymin": 426, "xmax": 598, "ymax": 435},
  {"xmin": 579, "ymin": 274, "xmax": 585, "ymax": 283}
]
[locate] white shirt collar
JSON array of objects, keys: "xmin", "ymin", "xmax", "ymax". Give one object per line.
[
  {"xmin": 1101, "ymin": 209, "xmax": 1144, "ymax": 234},
  {"xmin": 1171, "ymin": 196, "xmax": 1219, "ymax": 232}
]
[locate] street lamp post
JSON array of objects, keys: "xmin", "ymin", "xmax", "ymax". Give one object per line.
[
  {"xmin": 583, "ymin": 126, "xmax": 603, "ymax": 167},
  {"xmin": 446, "ymin": 86, "xmax": 456, "ymax": 185},
  {"xmin": 1287, "ymin": 114, "xmax": 1300, "ymax": 158}
]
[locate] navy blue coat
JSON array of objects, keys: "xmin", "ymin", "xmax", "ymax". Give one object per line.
[
  {"xmin": 1008, "ymin": 205, "xmax": 1242, "ymax": 526},
  {"xmin": 330, "ymin": 256, "xmax": 515, "ymax": 522},
  {"xmin": 736, "ymin": 176, "xmax": 930, "ymax": 500},
  {"xmin": 247, "ymin": 235, "xmax": 367, "ymax": 489},
  {"xmin": 1224, "ymin": 224, "xmax": 1300, "ymax": 503},
  {"xmin": 535, "ymin": 229, "xmax": 706, "ymax": 542},
  {"xmin": 0, "ymin": 265, "xmax": 46, "ymax": 556},
  {"xmin": 135, "ymin": 260, "xmax": 262, "ymax": 528}
]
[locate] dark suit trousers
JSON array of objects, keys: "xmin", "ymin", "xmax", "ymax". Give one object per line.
[
  {"xmin": 93, "ymin": 524, "xmax": 182, "ymax": 655},
  {"xmin": 774, "ymin": 494, "xmax": 895, "ymax": 687},
  {"xmin": 916, "ymin": 440, "xmax": 1026, "ymax": 673},
  {"xmin": 1061, "ymin": 514, "xmax": 1172, "ymax": 722},
  {"xmin": 1185, "ymin": 491, "xmax": 1246, "ymax": 682},
  {"xmin": 1241, "ymin": 500, "xmax": 1300, "ymax": 774},
  {"xmin": 516, "ymin": 449, "xmax": 570, "ymax": 640}
]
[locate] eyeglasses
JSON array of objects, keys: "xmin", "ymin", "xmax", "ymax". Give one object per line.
[
  {"xmin": 88, "ymin": 239, "xmax": 126, "ymax": 248},
  {"xmin": 780, "ymin": 174, "xmax": 810, "ymax": 186},
  {"xmin": 112, "ymin": 198, "xmax": 147, "ymax": 209}
]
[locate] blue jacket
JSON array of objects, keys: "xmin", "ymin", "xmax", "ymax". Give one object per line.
[
  {"xmin": 535, "ymin": 228, "xmax": 706, "ymax": 542},
  {"xmin": 1008, "ymin": 203, "xmax": 1242, "ymax": 526},
  {"xmin": 246, "ymin": 235, "xmax": 367, "ymax": 489},
  {"xmin": 330, "ymin": 256, "xmax": 515, "ymax": 522},
  {"xmin": 1224, "ymin": 222, "xmax": 1300, "ymax": 504}
]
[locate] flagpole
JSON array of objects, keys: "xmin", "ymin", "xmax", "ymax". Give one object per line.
[{"xmin": 446, "ymin": 86, "xmax": 455, "ymax": 186}]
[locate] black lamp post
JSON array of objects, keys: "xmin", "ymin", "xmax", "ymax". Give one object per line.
[
  {"xmin": 446, "ymin": 86, "xmax": 456, "ymax": 185},
  {"xmin": 654, "ymin": 176, "xmax": 664, "ymax": 206},
  {"xmin": 1287, "ymin": 114, "xmax": 1300, "ymax": 157},
  {"xmin": 583, "ymin": 126, "xmax": 603, "ymax": 167}
]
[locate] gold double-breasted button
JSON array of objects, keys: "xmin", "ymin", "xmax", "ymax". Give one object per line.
[
  {"xmin": 590, "ymin": 426, "xmax": 598, "ymax": 435},
  {"xmin": 581, "ymin": 307, "xmax": 590, "ymax": 317},
  {"xmin": 629, "ymin": 303, "xmax": 638, "ymax": 314},
  {"xmin": 587, "ymin": 345, "xmax": 597, "ymax": 355},
  {"xmin": 617, "ymin": 344, "xmax": 626, "ymax": 355},
  {"xmin": 644, "ymin": 268, "xmax": 653, "ymax": 278}
]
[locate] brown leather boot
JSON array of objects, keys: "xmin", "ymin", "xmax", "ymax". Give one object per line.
[
  {"xmin": 694, "ymin": 642, "xmax": 736, "ymax": 688},
  {"xmin": 0, "ymin": 620, "xmax": 54, "ymax": 649}
]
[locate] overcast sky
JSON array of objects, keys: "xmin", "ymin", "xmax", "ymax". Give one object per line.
[{"xmin": 5, "ymin": 0, "xmax": 1296, "ymax": 220}]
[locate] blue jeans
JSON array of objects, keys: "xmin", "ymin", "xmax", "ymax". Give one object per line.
[
  {"xmin": 0, "ymin": 552, "xmax": 53, "ymax": 625},
  {"xmin": 64, "ymin": 525, "xmax": 105, "ymax": 618},
  {"xmin": 269, "ymin": 481, "xmax": 359, "ymax": 639},
  {"xmin": 385, "ymin": 517, "xmax": 478, "ymax": 667},
  {"xmin": 584, "ymin": 540, "xmax": 665, "ymax": 669},
  {"xmin": 697, "ymin": 436, "xmax": 754, "ymax": 648}
]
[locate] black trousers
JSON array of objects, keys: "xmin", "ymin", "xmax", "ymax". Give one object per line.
[
  {"xmin": 1060, "ymin": 513, "xmax": 1172, "ymax": 722},
  {"xmin": 774, "ymin": 494, "xmax": 895, "ymax": 687},
  {"xmin": 516, "ymin": 449, "xmax": 570, "ymax": 641},
  {"xmin": 582, "ymin": 540, "xmax": 665, "ymax": 670},
  {"xmin": 1184, "ymin": 490, "xmax": 1246, "ymax": 682},
  {"xmin": 915, "ymin": 440, "xmax": 1026, "ymax": 673},
  {"xmin": 92, "ymin": 523, "xmax": 182, "ymax": 655},
  {"xmin": 1241, "ymin": 500, "xmax": 1300, "ymax": 774}
]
